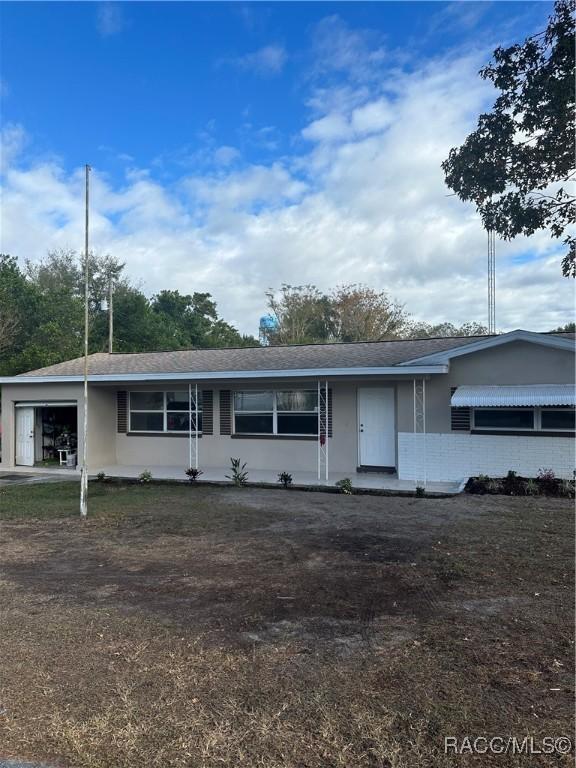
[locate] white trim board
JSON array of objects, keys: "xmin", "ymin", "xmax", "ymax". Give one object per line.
[
  {"xmin": 399, "ymin": 331, "xmax": 575, "ymax": 366},
  {"xmin": 0, "ymin": 364, "xmax": 448, "ymax": 385},
  {"xmin": 15, "ymin": 401, "xmax": 77, "ymax": 407}
]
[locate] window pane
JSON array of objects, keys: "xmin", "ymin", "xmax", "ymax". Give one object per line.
[
  {"xmin": 167, "ymin": 412, "xmax": 188, "ymax": 431},
  {"xmin": 130, "ymin": 392, "xmax": 163, "ymax": 410},
  {"xmin": 167, "ymin": 412, "xmax": 203, "ymax": 431},
  {"xmin": 130, "ymin": 412, "xmax": 164, "ymax": 431},
  {"xmin": 234, "ymin": 391, "xmax": 273, "ymax": 411},
  {"xmin": 234, "ymin": 413, "xmax": 273, "ymax": 433},
  {"xmin": 277, "ymin": 413, "xmax": 318, "ymax": 435},
  {"xmin": 276, "ymin": 391, "xmax": 317, "ymax": 412},
  {"xmin": 541, "ymin": 409, "xmax": 575, "ymax": 430},
  {"xmin": 166, "ymin": 391, "xmax": 189, "ymax": 411},
  {"xmin": 474, "ymin": 409, "xmax": 534, "ymax": 429}
]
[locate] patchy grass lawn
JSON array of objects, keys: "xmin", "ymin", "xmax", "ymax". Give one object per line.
[{"xmin": 0, "ymin": 483, "xmax": 573, "ymax": 767}]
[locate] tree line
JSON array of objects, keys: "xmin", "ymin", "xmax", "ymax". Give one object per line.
[
  {"xmin": 262, "ymin": 284, "xmax": 488, "ymax": 346},
  {"xmin": 1, "ymin": 254, "xmax": 571, "ymax": 376},
  {"xmin": 0, "ymin": 251, "xmax": 257, "ymax": 376}
]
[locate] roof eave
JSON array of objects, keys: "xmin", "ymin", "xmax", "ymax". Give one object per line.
[
  {"xmin": 0, "ymin": 364, "xmax": 448, "ymax": 385},
  {"xmin": 398, "ymin": 330, "xmax": 575, "ymax": 366}
]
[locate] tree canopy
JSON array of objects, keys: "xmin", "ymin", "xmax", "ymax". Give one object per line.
[
  {"xmin": 442, "ymin": 0, "xmax": 575, "ymax": 276},
  {"xmin": 0, "ymin": 251, "xmax": 257, "ymax": 376},
  {"xmin": 263, "ymin": 284, "xmax": 488, "ymax": 345}
]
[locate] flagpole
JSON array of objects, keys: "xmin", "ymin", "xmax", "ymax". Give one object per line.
[{"xmin": 80, "ymin": 164, "xmax": 91, "ymax": 518}]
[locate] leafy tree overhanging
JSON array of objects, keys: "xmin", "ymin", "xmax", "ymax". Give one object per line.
[{"xmin": 442, "ymin": 0, "xmax": 575, "ymax": 277}]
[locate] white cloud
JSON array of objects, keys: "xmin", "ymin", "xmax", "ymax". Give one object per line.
[
  {"xmin": 309, "ymin": 16, "xmax": 387, "ymax": 82},
  {"xmin": 1, "ymin": 32, "xmax": 573, "ymax": 337},
  {"xmin": 227, "ymin": 44, "xmax": 287, "ymax": 76},
  {"xmin": 97, "ymin": 3, "xmax": 124, "ymax": 37},
  {"xmin": 0, "ymin": 123, "xmax": 27, "ymax": 170},
  {"xmin": 303, "ymin": 99, "xmax": 394, "ymax": 142},
  {"xmin": 213, "ymin": 146, "xmax": 240, "ymax": 166}
]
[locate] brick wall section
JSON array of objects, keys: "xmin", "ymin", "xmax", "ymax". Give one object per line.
[{"xmin": 398, "ymin": 432, "xmax": 575, "ymax": 481}]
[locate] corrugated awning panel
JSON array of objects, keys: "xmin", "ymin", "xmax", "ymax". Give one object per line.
[{"xmin": 450, "ymin": 384, "xmax": 575, "ymax": 407}]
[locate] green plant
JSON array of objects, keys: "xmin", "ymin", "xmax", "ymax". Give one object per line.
[
  {"xmin": 537, "ymin": 468, "xmax": 558, "ymax": 496},
  {"xmin": 525, "ymin": 479, "xmax": 540, "ymax": 496},
  {"xmin": 559, "ymin": 479, "xmax": 575, "ymax": 499},
  {"xmin": 466, "ymin": 474, "xmax": 491, "ymax": 494},
  {"xmin": 138, "ymin": 470, "xmax": 153, "ymax": 484},
  {"xmin": 226, "ymin": 458, "xmax": 248, "ymax": 487},
  {"xmin": 415, "ymin": 485, "xmax": 425, "ymax": 497},
  {"xmin": 486, "ymin": 479, "xmax": 502, "ymax": 495},
  {"xmin": 502, "ymin": 470, "xmax": 526, "ymax": 496},
  {"xmin": 335, "ymin": 478, "xmax": 353, "ymax": 495},
  {"xmin": 185, "ymin": 467, "xmax": 203, "ymax": 483},
  {"xmin": 277, "ymin": 472, "xmax": 293, "ymax": 489},
  {"xmin": 95, "ymin": 472, "xmax": 106, "ymax": 483}
]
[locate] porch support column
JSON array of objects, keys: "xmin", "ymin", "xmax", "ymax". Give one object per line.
[
  {"xmin": 188, "ymin": 383, "xmax": 199, "ymax": 470},
  {"xmin": 194, "ymin": 383, "xmax": 199, "ymax": 470},
  {"xmin": 413, "ymin": 378, "xmax": 427, "ymax": 488},
  {"xmin": 317, "ymin": 379, "xmax": 329, "ymax": 481}
]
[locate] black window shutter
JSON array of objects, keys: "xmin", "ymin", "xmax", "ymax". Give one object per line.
[
  {"xmin": 202, "ymin": 390, "xmax": 213, "ymax": 435},
  {"xmin": 450, "ymin": 387, "xmax": 470, "ymax": 431},
  {"xmin": 220, "ymin": 390, "xmax": 231, "ymax": 435},
  {"xmin": 117, "ymin": 391, "xmax": 128, "ymax": 433},
  {"xmin": 328, "ymin": 388, "xmax": 333, "ymax": 438}
]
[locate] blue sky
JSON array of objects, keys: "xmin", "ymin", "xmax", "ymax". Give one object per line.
[{"xmin": 1, "ymin": 1, "xmax": 572, "ymax": 334}]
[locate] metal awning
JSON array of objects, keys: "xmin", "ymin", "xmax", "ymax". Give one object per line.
[{"xmin": 451, "ymin": 385, "xmax": 575, "ymax": 408}]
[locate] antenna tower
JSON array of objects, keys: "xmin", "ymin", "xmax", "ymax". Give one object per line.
[{"xmin": 487, "ymin": 229, "xmax": 496, "ymax": 333}]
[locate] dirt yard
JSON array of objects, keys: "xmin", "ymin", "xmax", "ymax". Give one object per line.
[{"xmin": 0, "ymin": 482, "xmax": 573, "ymax": 767}]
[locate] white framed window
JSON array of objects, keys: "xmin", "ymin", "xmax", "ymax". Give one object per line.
[
  {"xmin": 473, "ymin": 408, "xmax": 535, "ymax": 431},
  {"xmin": 233, "ymin": 390, "xmax": 318, "ymax": 436},
  {"xmin": 472, "ymin": 406, "xmax": 575, "ymax": 433},
  {"xmin": 129, "ymin": 391, "xmax": 202, "ymax": 433},
  {"xmin": 540, "ymin": 407, "xmax": 575, "ymax": 431}
]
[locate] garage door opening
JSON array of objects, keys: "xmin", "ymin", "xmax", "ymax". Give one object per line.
[{"xmin": 15, "ymin": 402, "xmax": 78, "ymax": 468}]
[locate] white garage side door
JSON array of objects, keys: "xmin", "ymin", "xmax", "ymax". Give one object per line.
[
  {"xmin": 16, "ymin": 407, "xmax": 35, "ymax": 466},
  {"xmin": 358, "ymin": 388, "xmax": 396, "ymax": 468}
]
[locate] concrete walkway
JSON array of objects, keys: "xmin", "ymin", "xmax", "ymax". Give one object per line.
[
  {"xmin": 1, "ymin": 465, "xmax": 464, "ymax": 495},
  {"xmin": 94, "ymin": 464, "xmax": 463, "ymax": 495},
  {"xmin": 0, "ymin": 470, "xmax": 78, "ymax": 487}
]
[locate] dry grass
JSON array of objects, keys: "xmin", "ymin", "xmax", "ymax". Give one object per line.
[{"xmin": 0, "ymin": 483, "xmax": 573, "ymax": 767}]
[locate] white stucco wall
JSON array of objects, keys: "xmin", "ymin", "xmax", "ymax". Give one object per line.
[{"xmin": 398, "ymin": 432, "xmax": 575, "ymax": 481}]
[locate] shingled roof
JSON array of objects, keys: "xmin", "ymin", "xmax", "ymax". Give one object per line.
[
  {"xmin": 15, "ymin": 331, "xmax": 574, "ymax": 378},
  {"xmin": 18, "ymin": 335, "xmax": 493, "ymax": 376}
]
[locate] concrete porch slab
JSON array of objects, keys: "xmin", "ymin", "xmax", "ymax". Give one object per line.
[
  {"xmin": 92, "ymin": 464, "xmax": 463, "ymax": 495},
  {"xmin": 0, "ymin": 469, "xmax": 79, "ymax": 486}
]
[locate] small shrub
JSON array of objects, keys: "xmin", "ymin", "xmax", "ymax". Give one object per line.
[
  {"xmin": 525, "ymin": 479, "xmax": 540, "ymax": 496},
  {"xmin": 502, "ymin": 470, "xmax": 526, "ymax": 496},
  {"xmin": 486, "ymin": 479, "xmax": 502, "ymax": 495},
  {"xmin": 95, "ymin": 471, "xmax": 106, "ymax": 483},
  {"xmin": 537, "ymin": 468, "xmax": 558, "ymax": 496},
  {"xmin": 226, "ymin": 458, "xmax": 248, "ymax": 487},
  {"xmin": 278, "ymin": 471, "xmax": 293, "ymax": 489},
  {"xmin": 466, "ymin": 474, "xmax": 492, "ymax": 494},
  {"xmin": 415, "ymin": 485, "xmax": 426, "ymax": 497},
  {"xmin": 559, "ymin": 479, "xmax": 575, "ymax": 499},
  {"xmin": 185, "ymin": 467, "xmax": 203, "ymax": 483},
  {"xmin": 138, "ymin": 469, "xmax": 153, "ymax": 484},
  {"xmin": 336, "ymin": 478, "xmax": 353, "ymax": 495}
]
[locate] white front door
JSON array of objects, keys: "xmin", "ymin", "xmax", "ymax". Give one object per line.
[
  {"xmin": 16, "ymin": 407, "xmax": 35, "ymax": 466},
  {"xmin": 358, "ymin": 388, "xmax": 395, "ymax": 467}
]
